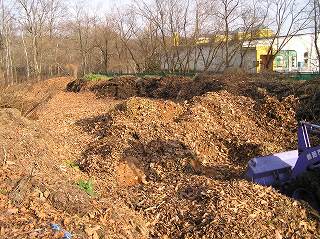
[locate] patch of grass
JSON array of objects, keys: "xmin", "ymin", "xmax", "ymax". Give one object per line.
[
  {"xmin": 0, "ymin": 188, "xmax": 7, "ymax": 195},
  {"xmin": 77, "ymin": 179, "xmax": 96, "ymax": 196},
  {"xmin": 64, "ymin": 160, "xmax": 80, "ymax": 170},
  {"xmin": 84, "ymin": 73, "xmax": 112, "ymax": 82},
  {"xmin": 84, "ymin": 71, "xmax": 197, "ymax": 81}
]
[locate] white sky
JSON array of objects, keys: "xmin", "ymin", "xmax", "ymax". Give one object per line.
[
  {"xmin": 70, "ymin": 0, "xmax": 312, "ymax": 34},
  {"xmin": 83, "ymin": 0, "xmax": 132, "ymax": 12}
]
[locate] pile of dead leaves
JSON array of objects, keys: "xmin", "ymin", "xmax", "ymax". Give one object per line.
[
  {"xmin": 66, "ymin": 75, "xmax": 225, "ymax": 101},
  {"xmin": 76, "ymin": 86, "xmax": 320, "ymax": 238},
  {"xmin": 0, "ymin": 105, "xmax": 148, "ymax": 239},
  {"xmin": 2, "ymin": 75, "xmax": 320, "ymax": 238}
]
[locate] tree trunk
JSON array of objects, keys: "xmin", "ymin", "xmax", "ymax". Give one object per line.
[
  {"xmin": 21, "ymin": 31, "xmax": 30, "ymax": 79},
  {"xmin": 32, "ymin": 35, "xmax": 40, "ymax": 80},
  {"xmin": 314, "ymin": 0, "xmax": 320, "ymax": 73}
]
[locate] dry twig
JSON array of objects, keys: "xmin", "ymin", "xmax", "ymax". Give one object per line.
[{"xmin": 2, "ymin": 146, "xmax": 7, "ymax": 166}]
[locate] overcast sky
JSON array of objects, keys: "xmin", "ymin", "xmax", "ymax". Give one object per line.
[{"xmin": 82, "ymin": 0, "xmax": 131, "ymax": 13}]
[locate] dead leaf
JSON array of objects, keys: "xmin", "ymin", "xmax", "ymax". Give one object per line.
[
  {"xmin": 275, "ymin": 230, "xmax": 283, "ymax": 239},
  {"xmin": 0, "ymin": 227, "xmax": 5, "ymax": 236},
  {"xmin": 7, "ymin": 208, "xmax": 18, "ymax": 214},
  {"xmin": 85, "ymin": 226, "xmax": 101, "ymax": 238},
  {"xmin": 43, "ymin": 190, "xmax": 50, "ymax": 198}
]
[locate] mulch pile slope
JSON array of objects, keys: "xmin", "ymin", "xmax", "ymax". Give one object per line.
[
  {"xmin": 66, "ymin": 75, "xmax": 224, "ymax": 100},
  {"xmin": 1, "ymin": 75, "xmax": 320, "ymax": 238},
  {"xmin": 67, "ymin": 74, "xmax": 320, "ymax": 123},
  {"xmin": 0, "ymin": 79, "xmax": 149, "ymax": 239},
  {"xmin": 76, "ymin": 75, "xmax": 320, "ymax": 238}
]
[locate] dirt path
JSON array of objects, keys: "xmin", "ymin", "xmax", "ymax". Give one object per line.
[{"xmin": 38, "ymin": 90, "xmax": 116, "ymax": 166}]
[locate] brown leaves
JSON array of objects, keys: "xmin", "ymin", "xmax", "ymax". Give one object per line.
[
  {"xmin": 77, "ymin": 86, "xmax": 319, "ymax": 238},
  {"xmin": 1, "ymin": 76, "xmax": 320, "ymax": 238},
  {"xmin": 85, "ymin": 225, "xmax": 101, "ymax": 239},
  {"xmin": 275, "ymin": 230, "xmax": 283, "ymax": 239},
  {"xmin": 6, "ymin": 207, "xmax": 19, "ymax": 214}
]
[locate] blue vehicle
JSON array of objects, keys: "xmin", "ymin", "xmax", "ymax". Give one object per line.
[{"xmin": 246, "ymin": 121, "xmax": 320, "ymax": 208}]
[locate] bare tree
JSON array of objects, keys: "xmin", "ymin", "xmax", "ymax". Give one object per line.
[
  {"xmin": 312, "ymin": 0, "xmax": 320, "ymax": 72},
  {"xmin": 216, "ymin": 0, "xmax": 240, "ymax": 69},
  {"xmin": 0, "ymin": 0, "xmax": 15, "ymax": 84},
  {"xmin": 237, "ymin": 0, "xmax": 269, "ymax": 69},
  {"xmin": 21, "ymin": 30, "xmax": 30, "ymax": 79},
  {"xmin": 133, "ymin": 0, "xmax": 181, "ymax": 72},
  {"xmin": 16, "ymin": 0, "xmax": 64, "ymax": 80},
  {"xmin": 114, "ymin": 8, "xmax": 143, "ymax": 72},
  {"xmin": 91, "ymin": 17, "xmax": 117, "ymax": 73},
  {"xmin": 71, "ymin": 2, "xmax": 96, "ymax": 76}
]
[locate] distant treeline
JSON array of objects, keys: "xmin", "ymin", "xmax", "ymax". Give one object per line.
[{"xmin": 0, "ymin": 0, "xmax": 317, "ymax": 84}]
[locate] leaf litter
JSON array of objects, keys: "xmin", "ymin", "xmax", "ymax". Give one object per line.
[{"xmin": 1, "ymin": 75, "xmax": 320, "ymax": 238}]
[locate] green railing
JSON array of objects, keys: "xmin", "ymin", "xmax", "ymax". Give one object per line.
[
  {"xmin": 85, "ymin": 71, "xmax": 320, "ymax": 82},
  {"xmin": 94, "ymin": 71, "xmax": 197, "ymax": 78},
  {"xmin": 291, "ymin": 73, "xmax": 320, "ymax": 81}
]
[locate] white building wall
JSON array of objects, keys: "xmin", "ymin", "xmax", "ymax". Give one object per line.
[
  {"xmin": 187, "ymin": 46, "xmax": 257, "ymax": 73},
  {"xmin": 246, "ymin": 33, "xmax": 320, "ymax": 72},
  {"xmin": 277, "ymin": 34, "xmax": 319, "ymax": 72},
  {"xmin": 162, "ymin": 33, "xmax": 320, "ymax": 73}
]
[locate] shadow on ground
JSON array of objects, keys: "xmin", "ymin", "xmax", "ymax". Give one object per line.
[{"xmin": 67, "ymin": 75, "xmax": 225, "ymax": 101}]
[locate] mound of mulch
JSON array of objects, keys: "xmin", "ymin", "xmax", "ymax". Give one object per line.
[
  {"xmin": 66, "ymin": 75, "xmax": 225, "ymax": 101},
  {"xmin": 0, "ymin": 106, "xmax": 148, "ymax": 239},
  {"xmin": 76, "ymin": 87, "xmax": 320, "ymax": 238},
  {"xmin": 0, "ymin": 108, "xmax": 94, "ymax": 237},
  {"xmin": 78, "ymin": 90, "xmax": 297, "ymax": 176},
  {"xmin": 0, "ymin": 77, "xmax": 71, "ymax": 119},
  {"xmin": 2, "ymin": 75, "xmax": 320, "ymax": 238},
  {"xmin": 67, "ymin": 74, "xmax": 320, "ymax": 125}
]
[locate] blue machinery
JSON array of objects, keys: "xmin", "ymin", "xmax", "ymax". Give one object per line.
[{"xmin": 247, "ymin": 122, "xmax": 320, "ymax": 206}]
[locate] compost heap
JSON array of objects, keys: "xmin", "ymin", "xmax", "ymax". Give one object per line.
[
  {"xmin": 77, "ymin": 85, "xmax": 320, "ymax": 238},
  {"xmin": 67, "ymin": 74, "xmax": 320, "ymax": 123},
  {"xmin": 0, "ymin": 77, "xmax": 69, "ymax": 120},
  {"xmin": 67, "ymin": 75, "xmax": 224, "ymax": 100}
]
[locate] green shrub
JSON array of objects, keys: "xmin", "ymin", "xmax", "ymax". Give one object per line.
[
  {"xmin": 77, "ymin": 179, "xmax": 96, "ymax": 196},
  {"xmin": 84, "ymin": 73, "xmax": 112, "ymax": 81},
  {"xmin": 64, "ymin": 160, "xmax": 80, "ymax": 170}
]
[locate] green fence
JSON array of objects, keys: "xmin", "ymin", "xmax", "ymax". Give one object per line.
[
  {"xmin": 291, "ymin": 73, "xmax": 320, "ymax": 81},
  {"xmin": 95, "ymin": 71, "xmax": 197, "ymax": 78},
  {"xmin": 87, "ymin": 71, "xmax": 320, "ymax": 82}
]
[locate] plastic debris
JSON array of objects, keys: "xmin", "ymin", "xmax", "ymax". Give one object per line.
[
  {"xmin": 50, "ymin": 223, "xmax": 72, "ymax": 239},
  {"xmin": 50, "ymin": 223, "xmax": 61, "ymax": 231},
  {"xmin": 62, "ymin": 231, "xmax": 73, "ymax": 239}
]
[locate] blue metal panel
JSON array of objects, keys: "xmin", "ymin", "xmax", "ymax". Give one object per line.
[
  {"xmin": 246, "ymin": 121, "xmax": 320, "ymax": 187},
  {"xmin": 246, "ymin": 150, "xmax": 298, "ymax": 186}
]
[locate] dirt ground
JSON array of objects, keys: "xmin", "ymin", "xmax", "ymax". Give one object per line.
[{"xmin": 1, "ymin": 75, "xmax": 320, "ymax": 238}]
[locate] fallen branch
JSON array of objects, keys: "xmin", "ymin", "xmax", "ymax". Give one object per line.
[{"xmin": 24, "ymin": 94, "xmax": 53, "ymax": 118}]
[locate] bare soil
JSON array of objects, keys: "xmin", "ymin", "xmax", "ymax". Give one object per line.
[{"xmin": 0, "ymin": 75, "xmax": 320, "ymax": 238}]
